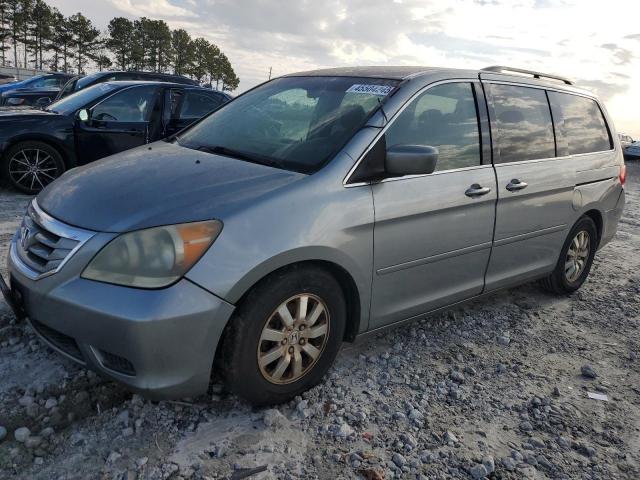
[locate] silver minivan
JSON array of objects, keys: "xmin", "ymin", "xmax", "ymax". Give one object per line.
[{"xmin": 2, "ymin": 65, "xmax": 626, "ymax": 404}]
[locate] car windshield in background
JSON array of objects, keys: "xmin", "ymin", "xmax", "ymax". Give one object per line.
[
  {"xmin": 177, "ymin": 76, "xmax": 398, "ymax": 174},
  {"xmin": 47, "ymin": 83, "xmax": 119, "ymax": 115}
]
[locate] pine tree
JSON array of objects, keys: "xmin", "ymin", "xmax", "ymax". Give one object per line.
[
  {"xmin": 219, "ymin": 54, "xmax": 239, "ymax": 91},
  {"xmin": 171, "ymin": 29, "xmax": 193, "ymax": 76},
  {"xmin": 0, "ymin": 1, "xmax": 9, "ymax": 66},
  {"xmin": 107, "ymin": 17, "xmax": 133, "ymax": 70},
  {"xmin": 130, "ymin": 18, "xmax": 151, "ymax": 70},
  {"xmin": 6, "ymin": 0, "xmax": 22, "ymax": 68},
  {"xmin": 28, "ymin": 0, "xmax": 53, "ymax": 70},
  {"xmin": 67, "ymin": 12, "xmax": 100, "ymax": 74},
  {"xmin": 18, "ymin": 0, "xmax": 34, "ymax": 68},
  {"xmin": 47, "ymin": 9, "xmax": 73, "ymax": 72},
  {"xmin": 189, "ymin": 37, "xmax": 211, "ymax": 83}
]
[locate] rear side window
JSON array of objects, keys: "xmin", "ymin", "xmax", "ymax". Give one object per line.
[
  {"xmin": 385, "ymin": 82, "xmax": 481, "ymax": 171},
  {"xmin": 490, "ymin": 84, "xmax": 555, "ymax": 162},
  {"xmin": 179, "ymin": 91, "xmax": 225, "ymax": 119},
  {"xmin": 548, "ymin": 92, "xmax": 611, "ymax": 155}
]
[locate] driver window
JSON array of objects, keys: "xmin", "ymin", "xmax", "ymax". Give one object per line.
[
  {"xmin": 385, "ymin": 83, "xmax": 481, "ymax": 171},
  {"xmin": 92, "ymin": 86, "xmax": 159, "ymax": 122}
]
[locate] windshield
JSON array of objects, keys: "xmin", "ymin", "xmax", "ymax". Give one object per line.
[
  {"xmin": 177, "ymin": 76, "xmax": 398, "ymax": 174},
  {"xmin": 47, "ymin": 83, "xmax": 119, "ymax": 115}
]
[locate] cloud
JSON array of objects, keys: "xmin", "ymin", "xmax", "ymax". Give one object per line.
[
  {"xmin": 579, "ymin": 79, "xmax": 628, "ymax": 102},
  {"xmin": 110, "ymin": 0, "xmax": 196, "ymax": 18},
  {"xmin": 600, "ymin": 43, "xmax": 634, "ymax": 65}
]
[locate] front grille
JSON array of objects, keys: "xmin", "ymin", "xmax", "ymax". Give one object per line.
[
  {"xmin": 14, "ymin": 201, "xmax": 94, "ymax": 279},
  {"xmin": 30, "ymin": 319, "xmax": 84, "ymax": 362},
  {"xmin": 96, "ymin": 349, "xmax": 136, "ymax": 376}
]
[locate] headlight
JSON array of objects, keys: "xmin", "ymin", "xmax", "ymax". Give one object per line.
[
  {"xmin": 7, "ymin": 97, "xmax": 25, "ymax": 105},
  {"xmin": 82, "ymin": 220, "xmax": 222, "ymax": 288}
]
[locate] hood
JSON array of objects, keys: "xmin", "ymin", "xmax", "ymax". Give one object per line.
[
  {"xmin": 0, "ymin": 107, "xmax": 58, "ymax": 118},
  {"xmin": 38, "ymin": 141, "xmax": 305, "ymax": 232},
  {"xmin": 2, "ymin": 87, "xmax": 59, "ymax": 95},
  {"xmin": 0, "ymin": 81, "xmax": 24, "ymax": 93}
]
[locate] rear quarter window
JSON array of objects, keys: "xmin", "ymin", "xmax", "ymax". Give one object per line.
[
  {"xmin": 548, "ymin": 92, "xmax": 612, "ymax": 155},
  {"xmin": 489, "ymin": 84, "xmax": 556, "ymax": 163}
]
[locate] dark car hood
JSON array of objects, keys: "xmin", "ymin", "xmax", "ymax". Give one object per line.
[
  {"xmin": 0, "ymin": 107, "xmax": 58, "ymax": 118},
  {"xmin": 38, "ymin": 141, "xmax": 305, "ymax": 232},
  {"xmin": 0, "ymin": 81, "xmax": 24, "ymax": 93},
  {"xmin": 2, "ymin": 87, "xmax": 59, "ymax": 95}
]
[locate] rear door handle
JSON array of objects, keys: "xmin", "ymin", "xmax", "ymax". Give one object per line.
[
  {"xmin": 506, "ymin": 179, "xmax": 528, "ymax": 192},
  {"xmin": 465, "ymin": 184, "xmax": 492, "ymax": 198}
]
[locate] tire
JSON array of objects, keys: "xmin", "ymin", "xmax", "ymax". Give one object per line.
[
  {"xmin": 2, "ymin": 141, "xmax": 66, "ymax": 194},
  {"xmin": 541, "ymin": 216, "xmax": 598, "ymax": 295},
  {"xmin": 220, "ymin": 265, "xmax": 346, "ymax": 405}
]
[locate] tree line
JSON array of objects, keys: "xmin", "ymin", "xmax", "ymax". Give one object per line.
[{"xmin": 0, "ymin": 0, "xmax": 239, "ymax": 91}]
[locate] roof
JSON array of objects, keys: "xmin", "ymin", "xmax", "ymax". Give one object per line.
[
  {"xmin": 283, "ymin": 65, "xmax": 592, "ymax": 96},
  {"xmin": 284, "ymin": 66, "xmax": 445, "ymax": 80},
  {"xmin": 100, "ymin": 80, "xmax": 221, "ymax": 92}
]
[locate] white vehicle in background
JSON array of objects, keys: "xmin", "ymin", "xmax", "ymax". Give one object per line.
[{"xmin": 619, "ymin": 133, "xmax": 634, "ymax": 150}]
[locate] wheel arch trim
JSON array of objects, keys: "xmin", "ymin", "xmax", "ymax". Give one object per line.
[
  {"xmin": 1, "ymin": 134, "xmax": 76, "ymax": 170},
  {"xmin": 195, "ymin": 247, "xmax": 370, "ymax": 342}
]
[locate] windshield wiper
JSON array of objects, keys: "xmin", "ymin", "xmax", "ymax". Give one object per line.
[{"xmin": 196, "ymin": 145, "xmax": 280, "ymax": 168}]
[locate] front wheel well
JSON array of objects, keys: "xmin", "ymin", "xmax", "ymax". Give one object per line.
[
  {"xmin": 228, "ymin": 260, "xmax": 362, "ymax": 343},
  {"xmin": 2, "ymin": 138, "xmax": 71, "ymax": 170}
]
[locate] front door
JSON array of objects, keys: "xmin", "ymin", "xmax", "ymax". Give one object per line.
[
  {"xmin": 368, "ymin": 81, "xmax": 497, "ymax": 328},
  {"xmin": 75, "ymin": 85, "xmax": 162, "ymax": 164}
]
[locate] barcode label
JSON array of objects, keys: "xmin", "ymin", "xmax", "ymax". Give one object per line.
[{"xmin": 346, "ymin": 84, "xmax": 394, "ymax": 96}]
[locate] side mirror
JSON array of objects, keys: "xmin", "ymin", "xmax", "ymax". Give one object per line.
[
  {"xmin": 385, "ymin": 145, "xmax": 439, "ymax": 176},
  {"xmin": 77, "ymin": 109, "xmax": 90, "ymax": 122}
]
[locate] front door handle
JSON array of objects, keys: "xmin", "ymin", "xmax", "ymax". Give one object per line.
[
  {"xmin": 506, "ymin": 179, "xmax": 528, "ymax": 192},
  {"xmin": 465, "ymin": 184, "xmax": 492, "ymax": 198}
]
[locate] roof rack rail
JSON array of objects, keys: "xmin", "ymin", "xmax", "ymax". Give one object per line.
[{"xmin": 481, "ymin": 65, "xmax": 573, "ymax": 85}]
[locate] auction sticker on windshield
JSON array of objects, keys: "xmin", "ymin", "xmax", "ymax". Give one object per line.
[{"xmin": 346, "ymin": 84, "xmax": 394, "ymax": 96}]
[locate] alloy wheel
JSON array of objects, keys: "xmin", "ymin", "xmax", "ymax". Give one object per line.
[
  {"xmin": 257, "ymin": 294, "xmax": 330, "ymax": 385},
  {"xmin": 565, "ymin": 230, "xmax": 590, "ymax": 283},
  {"xmin": 8, "ymin": 148, "xmax": 61, "ymax": 192}
]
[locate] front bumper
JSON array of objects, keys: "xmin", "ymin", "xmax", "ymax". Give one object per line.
[{"xmin": 6, "ymin": 240, "xmax": 235, "ymax": 400}]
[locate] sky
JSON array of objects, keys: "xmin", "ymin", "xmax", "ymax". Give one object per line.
[{"xmin": 49, "ymin": 0, "xmax": 640, "ymax": 137}]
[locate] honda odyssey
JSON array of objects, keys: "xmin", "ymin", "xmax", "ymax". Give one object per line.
[{"xmin": 1, "ymin": 65, "xmax": 625, "ymax": 405}]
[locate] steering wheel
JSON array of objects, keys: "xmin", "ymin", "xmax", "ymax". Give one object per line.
[{"xmin": 94, "ymin": 112, "xmax": 117, "ymax": 121}]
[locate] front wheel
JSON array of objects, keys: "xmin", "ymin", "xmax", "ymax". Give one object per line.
[
  {"xmin": 220, "ymin": 266, "xmax": 346, "ymax": 405},
  {"xmin": 542, "ymin": 216, "xmax": 598, "ymax": 294},
  {"xmin": 2, "ymin": 141, "xmax": 66, "ymax": 194}
]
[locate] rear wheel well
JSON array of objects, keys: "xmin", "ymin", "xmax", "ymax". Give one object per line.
[{"xmin": 583, "ymin": 209, "xmax": 603, "ymax": 246}]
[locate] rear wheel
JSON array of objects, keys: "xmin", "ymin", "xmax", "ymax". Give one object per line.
[
  {"xmin": 220, "ymin": 266, "xmax": 346, "ymax": 405},
  {"xmin": 541, "ymin": 216, "xmax": 597, "ymax": 294},
  {"xmin": 2, "ymin": 141, "xmax": 66, "ymax": 194}
]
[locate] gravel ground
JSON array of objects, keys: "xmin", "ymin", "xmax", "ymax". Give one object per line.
[{"xmin": 0, "ymin": 162, "xmax": 638, "ymax": 480}]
